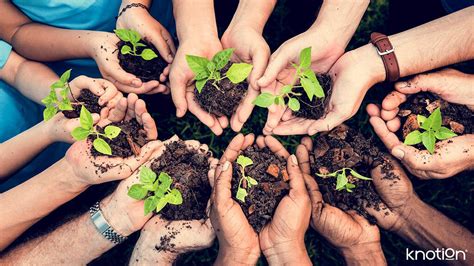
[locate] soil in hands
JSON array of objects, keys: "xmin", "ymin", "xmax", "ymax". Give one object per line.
[
  {"xmin": 195, "ymin": 63, "xmax": 247, "ymax": 117},
  {"xmin": 309, "ymin": 125, "xmax": 397, "ymax": 224},
  {"xmin": 117, "ymin": 40, "xmax": 167, "ymax": 82},
  {"xmin": 293, "ymin": 74, "xmax": 332, "ymax": 120},
  {"xmin": 62, "ymin": 90, "xmax": 101, "ymax": 118},
  {"xmin": 231, "ymin": 145, "xmax": 289, "ymax": 232},
  {"xmin": 398, "ymin": 92, "xmax": 474, "ymax": 150},
  {"xmin": 151, "ymin": 140, "xmax": 211, "ymax": 220},
  {"xmin": 91, "ymin": 119, "xmax": 148, "ymax": 158}
]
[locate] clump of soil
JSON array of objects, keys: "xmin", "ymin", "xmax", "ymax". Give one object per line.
[
  {"xmin": 231, "ymin": 145, "xmax": 289, "ymax": 232},
  {"xmin": 397, "ymin": 93, "xmax": 473, "ymax": 150},
  {"xmin": 150, "ymin": 140, "xmax": 211, "ymax": 221},
  {"xmin": 90, "ymin": 119, "xmax": 148, "ymax": 158},
  {"xmin": 117, "ymin": 40, "xmax": 167, "ymax": 82},
  {"xmin": 309, "ymin": 124, "xmax": 396, "ymax": 223},
  {"xmin": 195, "ymin": 63, "xmax": 247, "ymax": 117},
  {"xmin": 62, "ymin": 90, "xmax": 101, "ymax": 118},
  {"xmin": 293, "ymin": 74, "xmax": 332, "ymax": 120}
]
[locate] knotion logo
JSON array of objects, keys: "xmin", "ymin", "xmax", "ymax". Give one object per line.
[{"xmin": 406, "ymin": 248, "xmax": 468, "ymax": 261}]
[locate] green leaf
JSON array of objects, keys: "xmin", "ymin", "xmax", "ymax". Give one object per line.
[
  {"xmin": 58, "ymin": 101, "xmax": 73, "ymax": 111},
  {"xmin": 253, "ymin": 93, "xmax": 275, "ymax": 108},
  {"xmin": 274, "ymin": 96, "xmax": 282, "ymax": 105},
  {"xmin": 299, "ymin": 47, "xmax": 312, "ymax": 69},
  {"xmin": 104, "ymin": 125, "xmax": 121, "ymax": 139},
  {"xmin": 430, "ymin": 107, "xmax": 442, "ymax": 130},
  {"xmin": 226, "ymin": 63, "xmax": 253, "ymax": 84},
  {"xmin": 421, "ymin": 131, "xmax": 436, "ymax": 154},
  {"xmin": 154, "ymin": 197, "xmax": 168, "ymax": 213},
  {"xmin": 288, "ymin": 97, "xmax": 301, "ymax": 111},
  {"xmin": 346, "ymin": 183, "xmax": 356, "ymax": 189},
  {"xmin": 313, "ymin": 78, "xmax": 325, "ymax": 98},
  {"xmin": 186, "ymin": 55, "xmax": 210, "ymax": 76},
  {"xmin": 404, "ymin": 130, "xmax": 422, "ymax": 145},
  {"xmin": 128, "ymin": 184, "xmax": 148, "ymax": 200},
  {"xmin": 43, "ymin": 106, "xmax": 58, "ymax": 121},
  {"xmin": 206, "ymin": 61, "xmax": 216, "ymax": 73},
  {"xmin": 350, "ymin": 170, "xmax": 372, "ymax": 180},
  {"xmin": 140, "ymin": 48, "xmax": 158, "ymax": 60},
  {"xmin": 140, "ymin": 166, "xmax": 157, "ymax": 184},
  {"xmin": 237, "ymin": 155, "xmax": 253, "ymax": 168},
  {"xmin": 135, "ymin": 43, "xmax": 146, "ymax": 48},
  {"xmin": 236, "ymin": 187, "xmax": 248, "ymax": 203},
  {"xmin": 60, "ymin": 69, "xmax": 71, "ymax": 83},
  {"xmin": 302, "ymin": 68, "xmax": 317, "ymax": 83},
  {"xmin": 212, "ymin": 48, "xmax": 234, "ymax": 70},
  {"xmin": 166, "ymin": 189, "xmax": 183, "ymax": 205},
  {"xmin": 51, "ymin": 80, "xmax": 65, "ymax": 89},
  {"xmin": 158, "ymin": 172, "xmax": 173, "ymax": 191},
  {"xmin": 417, "ymin": 115, "xmax": 427, "ymax": 127},
  {"xmin": 300, "ymin": 77, "xmax": 315, "ymax": 101},
  {"xmin": 195, "ymin": 71, "xmax": 209, "ymax": 80},
  {"xmin": 121, "ymin": 45, "xmax": 132, "ymax": 55},
  {"xmin": 144, "ymin": 196, "xmax": 159, "ymax": 215},
  {"xmin": 93, "ymin": 138, "xmax": 112, "ymax": 155},
  {"xmin": 114, "ymin": 29, "xmax": 131, "ymax": 42},
  {"xmin": 196, "ymin": 79, "xmax": 207, "ymax": 93},
  {"xmin": 128, "ymin": 30, "xmax": 141, "ymax": 44},
  {"xmin": 335, "ymin": 173, "xmax": 348, "ymax": 190},
  {"xmin": 71, "ymin": 127, "xmax": 90, "ymax": 141},
  {"xmin": 79, "ymin": 106, "xmax": 94, "ymax": 129},
  {"xmin": 435, "ymin": 126, "xmax": 457, "ymax": 140},
  {"xmin": 280, "ymin": 85, "xmax": 292, "ymax": 95},
  {"xmin": 247, "ymin": 176, "xmax": 258, "ymax": 186}
]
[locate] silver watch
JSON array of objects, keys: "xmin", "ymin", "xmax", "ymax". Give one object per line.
[{"xmin": 89, "ymin": 201, "xmax": 128, "ymax": 244}]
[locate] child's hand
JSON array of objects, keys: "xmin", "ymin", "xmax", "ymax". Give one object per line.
[
  {"xmin": 68, "ymin": 76, "xmax": 123, "ymax": 109},
  {"xmin": 43, "ymin": 112, "xmax": 100, "ymax": 144}
]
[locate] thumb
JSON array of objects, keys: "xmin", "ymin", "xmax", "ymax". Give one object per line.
[
  {"xmin": 258, "ymin": 49, "xmax": 290, "ymax": 88},
  {"xmin": 307, "ymin": 112, "xmax": 346, "ymax": 135},
  {"xmin": 169, "ymin": 73, "xmax": 188, "ymax": 117},
  {"xmin": 286, "ymin": 155, "xmax": 307, "ymax": 196},
  {"xmin": 124, "ymin": 140, "xmax": 163, "ymax": 171},
  {"xmin": 395, "ymin": 73, "xmax": 442, "ymax": 96},
  {"xmin": 391, "ymin": 144, "xmax": 435, "ymax": 171},
  {"xmin": 249, "ymin": 47, "xmax": 270, "ymax": 89}
]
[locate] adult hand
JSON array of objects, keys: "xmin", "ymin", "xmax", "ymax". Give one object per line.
[
  {"xmin": 221, "ymin": 23, "xmax": 270, "ymax": 132},
  {"xmin": 169, "ymin": 38, "xmax": 227, "ymax": 135},
  {"xmin": 268, "ymin": 45, "xmax": 386, "ymax": 135}
]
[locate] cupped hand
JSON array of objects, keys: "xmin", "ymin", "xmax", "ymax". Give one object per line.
[
  {"xmin": 169, "ymin": 38, "xmax": 227, "ymax": 135},
  {"xmin": 221, "ymin": 25, "xmax": 270, "ymax": 132},
  {"xmin": 367, "ymin": 104, "xmax": 474, "ymax": 179}
]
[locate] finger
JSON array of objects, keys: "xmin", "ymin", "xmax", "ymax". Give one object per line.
[
  {"xmin": 217, "ymin": 116, "xmax": 229, "ymax": 129},
  {"xmin": 296, "ymin": 144, "xmax": 311, "ymax": 175},
  {"xmin": 242, "ymin": 134, "xmax": 255, "ymax": 150},
  {"xmin": 113, "ymin": 80, "xmax": 159, "ymax": 94},
  {"xmin": 106, "ymin": 97, "xmax": 128, "ymax": 123},
  {"xmin": 208, "ymin": 158, "xmax": 219, "ymax": 188},
  {"xmin": 382, "ymin": 91, "xmax": 407, "ymax": 111},
  {"xmin": 186, "ymin": 91, "xmax": 223, "ymax": 135},
  {"xmin": 286, "ymin": 155, "xmax": 307, "ymax": 195},
  {"xmin": 98, "ymin": 81, "xmax": 120, "ymax": 106},
  {"xmin": 366, "ymin": 103, "xmax": 381, "ymax": 117},
  {"xmin": 301, "ymin": 136, "xmax": 313, "ymax": 152},
  {"xmin": 272, "ymin": 118, "xmax": 314, "ymax": 135},
  {"xmin": 302, "ymin": 173, "xmax": 325, "ymax": 220},
  {"xmin": 161, "ymin": 30, "xmax": 176, "ymax": 55},
  {"xmin": 231, "ymin": 83, "xmax": 259, "ymax": 132},
  {"xmin": 142, "ymin": 113, "xmax": 158, "ymax": 140},
  {"xmin": 125, "ymin": 93, "xmax": 139, "ymax": 121},
  {"xmin": 381, "ymin": 108, "xmax": 399, "ymax": 121},
  {"xmin": 215, "ymin": 160, "xmax": 232, "ymax": 201},
  {"xmin": 248, "ymin": 47, "xmax": 270, "ymax": 89},
  {"xmin": 123, "ymin": 140, "xmax": 164, "ymax": 171},
  {"xmin": 256, "ymin": 135, "xmax": 265, "ymax": 149},
  {"xmin": 307, "ymin": 112, "xmax": 346, "ymax": 135},
  {"xmin": 169, "ymin": 73, "xmax": 188, "ymax": 117},
  {"xmin": 257, "ymin": 49, "xmax": 289, "ymax": 88},
  {"xmin": 369, "ymin": 116, "xmax": 401, "ymax": 151},
  {"xmin": 394, "ymin": 73, "xmax": 446, "ymax": 96},
  {"xmin": 145, "ymin": 84, "xmax": 169, "ymax": 95},
  {"xmin": 150, "ymin": 34, "xmax": 174, "ymax": 63},
  {"xmin": 106, "ymin": 91, "xmax": 124, "ymax": 110},
  {"xmin": 281, "ymin": 109, "xmax": 293, "ymax": 121},
  {"xmin": 264, "ymin": 136, "xmax": 290, "ymax": 158},
  {"xmin": 103, "ymin": 63, "xmax": 141, "ymax": 88},
  {"xmin": 216, "ymin": 134, "xmax": 245, "ymax": 178},
  {"xmin": 386, "ymin": 118, "xmax": 401, "ymax": 133},
  {"xmin": 69, "ymin": 76, "xmax": 105, "ymax": 97},
  {"xmin": 390, "ymin": 144, "xmax": 438, "ymax": 171},
  {"xmin": 263, "ymin": 103, "xmax": 286, "ymax": 135}
]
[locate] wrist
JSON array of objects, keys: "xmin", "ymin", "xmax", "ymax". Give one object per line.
[
  {"xmin": 350, "ymin": 44, "xmax": 387, "ymax": 86},
  {"xmin": 340, "ymin": 242, "xmax": 386, "ymax": 266},
  {"xmin": 99, "ymin": 195, "xmax": 137, "ymax": 237},
  {"xmin": 55, "ymin": 159, "xmax": 90, "ymax": 194},
  {"xmin": 39, "ymin": 119, "xmax": 57, "ymax": 144},
  {"xmin": 263, "ymin": 240, "xmax": 311, "ymax": 266},
  {"xmin": 215, "ymin": 246, "xmax": 261, "ymax": 266}
]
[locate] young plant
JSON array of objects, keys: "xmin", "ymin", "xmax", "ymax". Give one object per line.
[
  {"xmin": 114, "ymin": 29, "xmax": 158, "ymax": 60},
  {"xmin": 316, "ymin": 168, "xmax": 371, "ymax": 192},
  {"xmin": 41, "ymin": 69, "xmax": 74, "ymax": 120},
  {"xmin": 127, "ymin": 166, "xmax": 183, "ymax": 215},
  {"xmin": 185, "ymin": 48, "xmax": 253, "ymax": 93},
  {"xmin": 253, "ymin": 47, "xmax": 324, "ymax": 112},
  {"xmin": 404, "ymin": 107, "xmax": 457, "ymax": 153},
  {"xmin": 70, "ymin": 106, "xmax": 122, "ymax": 155},
  {"xmin": 235, "ymin": 155, "xmax": 258, "ymax": 202}
]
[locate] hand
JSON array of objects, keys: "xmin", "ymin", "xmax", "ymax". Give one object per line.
[
  {"xmin": 169, "ymin": 38, "xmax": 227, "ymax": 135},
  {"xmin": 296, "ymin": 138, "xmax": 386, "ymax": 264},
  {"xmin": 221, "ymin": 24, "xmax": 270, "ymax": 132},
  {"xmin": 87, "ymin": 31, "xmax": 165, "ymax": 94},
  {"xmin": 268, "ymin": 44, "xmax": 385, "ymax": 135}
]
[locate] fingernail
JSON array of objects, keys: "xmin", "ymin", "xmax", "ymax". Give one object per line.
[
  {"xmin": 392, "ymin": 148, "xmax": 405, "ymax": 160},
  {"xmin": 132, "ymin": 79, "xmax": 141, "ymax": 87},
  {"xmin": 222, "ymin": 161, "xmax": 230, "ymax": 171},
  {"xmin": 176, "ymin": 108, "xmax": 184, "ymax": 117},
  {"xmin": 290, "ymin": 154, "xmax": 298, "ymax": 164},
  {"xmin": 398, "ymin": 81, "xmax": 408, "ymax": 88},
  {"xmin": 168, "ymin": 54, "xmax": 174, "ymax": 62}
]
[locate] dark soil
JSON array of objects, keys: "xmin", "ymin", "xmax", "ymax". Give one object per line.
[
  {"xmin": 90, "ymin": 119, "xmax": 148, "ymax": 158},
  {"xmin": 195, "ymin": 63, "xmax": 247, "ymax": 117},
  {"xmin": 231, "ymin": 145, "xmax": 289, "ymax": 232},
  {"xmin": 309, "ymin": 124, "xmax": 396, "ymax": 224},
  {"xmin": 293, "ymin": 74, "xmax": 332, "ymax": 120},
  {"xmin": 397, "ymin": 93, "xmax": 474, "ymax": 150},
  {"xmin": 117, "ymin": 40, "xmax": 167, "ymax": 82},
  {"xmin": 62, "ymin": 90, "xmax": 101, "ymax": 118},
  {"xmin": 150, "ymin": 140, "xmax": 211, "ymax": 221}
]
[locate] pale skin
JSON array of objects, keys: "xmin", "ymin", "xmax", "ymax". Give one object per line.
[
  {"xmin": 269, "ymin": 6, "xmax": 474, "ymax": 136},
  {"xmin": 0, "ymin": 0, "xmax": 174, "ymax": 94},
  {"xmin": 0, "ymin": 94, "xmax": 160, "ymax": 251},
  {"xmin": 212, "ymin": 134, "xmax": 312, "ymax": 265},
  {"xmin": 367, "ymin": 68, "xmax": 474, "ymax": 179}
]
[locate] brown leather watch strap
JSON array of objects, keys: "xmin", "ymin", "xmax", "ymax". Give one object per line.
[{"xmin": 370, "ymin": 32, "xmax": 400, "ymax": 82}]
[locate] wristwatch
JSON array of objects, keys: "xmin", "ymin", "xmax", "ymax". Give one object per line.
[
  {"xmin": 89, "ymin": 201, "xmax": 128, "ymax": 245},
  {"xmin": 370, "ymin": 32, "xmax": 400, "ymax": 82}
]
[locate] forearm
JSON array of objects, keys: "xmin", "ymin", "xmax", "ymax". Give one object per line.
[
  {"xmin": 396, "ymin": 196, "xmax": 474, "ymax": 264},
  {"xmin": 0, "ymin": 122, "xmax": 54, "ymax": 179},
  {"xmin": 227, "ymin": 0, "xmax": 277, "ymax": 33},
  {"xmin": 0, "ymin": 159, "xmax": 87, "ymax": 251},
  {"xmin": 0, "ymin": 213, "xmax": 114, "ymax": 264},
  {"xmin": 173, "ymin": 0, "xmax": 218, "ymax": 42},
  {"xmin": 340, "ymin": 243, "xmax": 387, "ymax": 266}
]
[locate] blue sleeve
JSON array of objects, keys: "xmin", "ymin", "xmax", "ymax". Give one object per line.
[{"xmin": 0, "ymin": 41, "xmax": 13, "ymax": 69}]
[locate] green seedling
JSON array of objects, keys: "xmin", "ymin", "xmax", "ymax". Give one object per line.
[
  {"xmin": 186, "ymin": 48, "xmax": 253, "ymax": 93},
  {"xmin": 41, "ymin": 69, "xmax": 74, "ymax": 120},
  {"xmin": 114, "ymin": 29, "xmax": 158, "ymax": 60},
  {"xmin": 235, "ymin": 155, "xmax": 258, "ymax": 202},
  {"xmin": 316, "ymin": 168, "xmax": 371, "ymax": 192},
  {"xmin": 71, "ymin": 106, "xmax": 122, "ymax": 155},
  {"xmin": 127, "ymin": 166, "xmax": 183, "ymax": 215},
  {"xmin": 404, "ymin": 107, "xmax": 457, "ymax": 154},
  {"xmin": 253, "ymin": 47, "xmax": 324, "ymax": 112}
]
